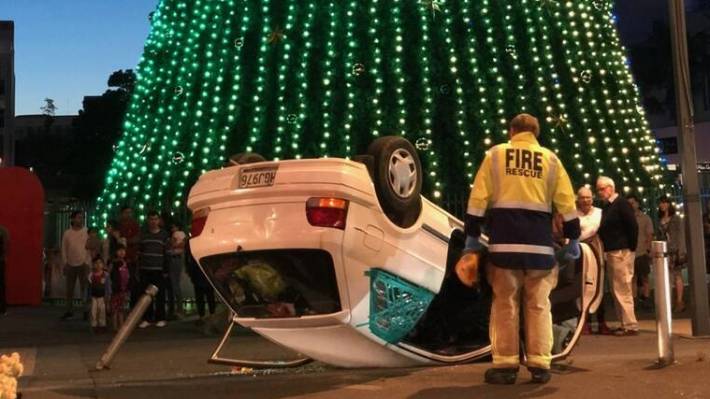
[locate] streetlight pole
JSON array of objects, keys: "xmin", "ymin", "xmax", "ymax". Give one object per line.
[{"xmin": 667, "ymin": 0, "xmax": 710, "ymax": 336}]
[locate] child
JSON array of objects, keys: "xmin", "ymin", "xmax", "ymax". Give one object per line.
[
  {"xmin": 86, "ymin": 228, "xmax": 103, "ymax": 263},
  {"xmin": 110, "ymin": 245, "xmax": 131, "ymax": 331},
  {"xmin": 89, "ymin": 257, "xmax": 111, "ymax": 333},
  {"xmin": 102, "ymin": 220, "xmax": 127, "ymax": 265}
]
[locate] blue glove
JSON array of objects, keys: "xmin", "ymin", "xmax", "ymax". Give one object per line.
[
  {"xmin": 560, "ymin": 239, "xmax": 581, "ymax": 261},
  {"xmin": 464, "ymin": 236, "xmax": 483, "ymax": 253}
]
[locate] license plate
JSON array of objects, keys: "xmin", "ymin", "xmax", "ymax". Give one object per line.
[{"xmin": 238, "ymin": 166, "xmax": 278, "ymax": 189}]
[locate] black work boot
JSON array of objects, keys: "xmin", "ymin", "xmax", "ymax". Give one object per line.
[
  {"xmin": 528, "ymin": 367, "xmax": 551, "ymax": 384},
  {"xmin": 484, "ymin": 367, "xmax": 518, "ymax": 385}
]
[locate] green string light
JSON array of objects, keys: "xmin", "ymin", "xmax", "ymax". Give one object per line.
[
  {"xmin": 245, "ymin": 0, "xmax": 272, "ymax": 154},
  {"xmin": 288, "ymin": 2, "xmax": 316, "ymax": 160},
  {"xmin": 417, "ymin": 0, "xmax": 442, "ymax": 198},
  {"xmin": 130, "ymin": 2, "xmax": 184, "ymax": 214},
  {"xmin": 460, "ymin": 0, "xmax": 495, "ymax": 179},
  {"xmin": 318, "ymin": 2, "xmax": 338, "ymax": 157},
  {"xmin": 367, "ymin": 0, "xmax": 385, "ymax": 140},
  {"xmin": 154, "ymin": 0, "xmax": 205, "ymax": 211},
  {"xmin": 93, "ymin": 0, "xmax": 665, "ymax": 225},
  {"xmin": 593, "ymin": 1, "xmax": 663, "ymax": 191},
  {"xmin": 440, "ymin": 2, "xmax": 468, "ymax": 186},
  {"xmin": 340, "ymin": 0, "xmax": 357, "ymax": 157},
  {"xmin": 272, "ymin": 2, "xmax": 299, "ymax": 159}
]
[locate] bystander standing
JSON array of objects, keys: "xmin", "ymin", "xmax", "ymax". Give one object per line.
[
  {"xmin": 138, "ymin": 211, "xmax": 170, "ymax": 328},
  {"xmin": 703, "ymin": 201, "xmax": 710, "ymax": 274},
  {"xmin": 60, "ymin": 211, "xmax": 91, "ymax": 320},
  {"xmin": 186, "ymin": 237, "xmax": 216, "ymax": 325},
  {"xmin": 118, "ymin": 206, "xmax": 141, "ymax": 308},
  {"xmin": 627, "ymin": 194, "xmax": 653, "ymax": 309},
  {"xmin": 657, "ymin": 197, "xmax": 687, "ymax": 313},
  {"xmin": 596, "ymin": 177, "xmax": 639, "ymax": 336},
  {"xmin": 110, "ymin": 245, "xmax": 131, "ymax": 331},
  {"xmin": 576, "ymin": 186, "xmax": 609, "ymax": 334},
  {"xmin": 166, "ymin": 221, "xmax": 187, "ymax": 318},
  {"xmin": 88, "ymin": 257, "xmax": 111, "ymax": 333},
  {"xmin": 102, "ymin": 220, "xmax": 126, "ymax": 265}
]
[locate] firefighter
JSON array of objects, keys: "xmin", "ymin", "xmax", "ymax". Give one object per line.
[{"xmin": 464, "ymin": 113, "xmax": 581, "ymax": 384}]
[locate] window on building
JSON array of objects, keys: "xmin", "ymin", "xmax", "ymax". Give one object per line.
[
  {"xmin": 657, "ymin": 137, "xmax": 678, "ymax": 155},
  {"xmin": 0, "ymin": 79, "xmax": 5, "ymax": 96},
  {"xmin": 0, "ymin": 109, "xmax": 4, "ymax": 128}
]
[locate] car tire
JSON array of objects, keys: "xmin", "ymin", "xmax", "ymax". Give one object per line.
[
  {"xmin": 366, "ymin": 136, "xmax": 422, "ymax": 228},
  {"xmin": 228, "ymin": 152, "xmax": 266, "ymax": 166}
]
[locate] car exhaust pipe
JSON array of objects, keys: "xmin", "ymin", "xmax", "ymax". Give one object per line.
[
  {"xmin": 652, "ymin": 241, "xmax": 674, "ymax": 367},
  {"xmin": 95, "ymin": 285, "xmax": 158, "ymax": 370}
]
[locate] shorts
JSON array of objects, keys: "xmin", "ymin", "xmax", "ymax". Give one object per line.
[{"xmin": 634, "ymin": 254, "xmax": 650, "ymax": 277}]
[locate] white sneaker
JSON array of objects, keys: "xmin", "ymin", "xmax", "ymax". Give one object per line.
[
  {"xmin": 138, "ymin": 321, "xmax": 151, "ymax": 329},
  {"xmin": 156, "ymin": 320, "xmax": 167, "ymax": 328}
]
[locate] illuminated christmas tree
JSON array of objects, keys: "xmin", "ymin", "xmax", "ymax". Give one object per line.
[{"xmin": 93, "ymin": 0, "xmax": 663, "ymax": 226}]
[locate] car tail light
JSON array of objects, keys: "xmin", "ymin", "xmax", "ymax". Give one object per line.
[
  {"xmin": 306, "ymin": 198, "xmax": 349, "ymax": 230},
  {"xmin": 191, "ymin": 208, "xmax": 210, "ymax": 237}
]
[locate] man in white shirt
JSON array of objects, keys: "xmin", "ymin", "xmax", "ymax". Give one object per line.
[{"xmin": 61, "ymin": 211, "xmax": 91, "ymax": 320}]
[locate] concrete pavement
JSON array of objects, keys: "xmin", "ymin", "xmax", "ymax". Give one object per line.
[{"xmin": 2, "ymin": 305, "xmax": 710, "ymax": 398}]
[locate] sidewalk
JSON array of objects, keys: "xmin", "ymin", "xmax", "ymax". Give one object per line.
[
  {"xmin": 2, "ymin": 305, "xmax": 710, "ymax": 398},
  {"xmin": 0, "ymin": 306, "xmax": 306, "ymax": 394}
]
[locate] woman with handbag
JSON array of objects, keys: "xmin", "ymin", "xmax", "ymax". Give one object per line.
[
  {"xmin": 703, "ymin": 202, "xmax": 710, "ymax": 274},
  {"xmin": 657, "ymin": 197, "xmax": 687, "ymax": 313}
]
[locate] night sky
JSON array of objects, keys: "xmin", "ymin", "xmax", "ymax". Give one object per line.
[
  {"xmin": 615, "ymin": 0, "xmax": 669, "ymax": 44},
  {"xmin": 1, "ymin": 0, "xmax": 156, "ymax": 116},
  {"xmin": 1, "ymin": 0, "xmax": 703, "ymax": 116}
]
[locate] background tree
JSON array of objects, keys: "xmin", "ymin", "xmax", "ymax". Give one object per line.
[
  {"xmin": 40, "ymin": 97, "xmax": 57, "ymax": 132},
  {"xmin": 15, "ymin": 74, "xmax": 135, "ymax": 200},
  {"xmin": 68, "ymin": 69, "xmax": 136, "ymax": 199},
  {"xmin": 40, "ymin": 98, "xmax": 57, "ymax": 117},
  {"xmin": 93, "ymin": 0, "xmax": 664, "ymax": 226},
  {"xmin": 14, "ymin": 98, "xmax": 67, "ymax": 196}
]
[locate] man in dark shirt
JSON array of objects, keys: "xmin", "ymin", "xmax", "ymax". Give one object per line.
[
  {"xmin": 138, "ymin": 211, "xmax": 170, "ymax": 328},
  {"xmin": 596, "ymin": 176, "xmax": 639, "ymax": 336}
]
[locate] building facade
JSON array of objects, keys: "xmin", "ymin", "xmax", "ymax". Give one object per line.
[
  {"xmin": 14, "ymin": 114, "xmax": 75, "ymax": 141},
  {"xmin": 655, "ymin": 121, "xmax": 710, "ymax": 196},
  {"xmin": 0, "ymin": 21, "xmax": 15, "ymax": 167}
]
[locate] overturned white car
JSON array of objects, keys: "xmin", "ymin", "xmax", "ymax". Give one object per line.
[{"xmin": 187, "ymin": 136, "xmax": 603, "ymax": 368}]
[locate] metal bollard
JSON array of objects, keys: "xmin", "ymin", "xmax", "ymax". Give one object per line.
[
  {"xmin": 95, "ymin": 285, "xmax": 158, "ymax": 370},
  {"xmin": 651, "ymin": 241, "xmax": 674, "ymax": 367}
]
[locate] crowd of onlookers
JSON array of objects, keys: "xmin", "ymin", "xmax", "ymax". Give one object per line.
[
  {"xmin": 558, "ymin": 177, "xmax": 710, "ymax": 338},
  {"xmin": 59, "ymin": 206, "xmax": 216, "ymax": 333},
  {"xmin": 2, "ymin": 187, "xmax": 710, "ymax": 335}
]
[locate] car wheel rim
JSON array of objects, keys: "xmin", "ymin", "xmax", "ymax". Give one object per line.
[{"xmin": 388, "ymin": 149, "xmax": 417, "ymax": 199}]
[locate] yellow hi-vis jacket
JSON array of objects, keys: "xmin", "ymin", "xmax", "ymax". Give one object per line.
[{"xmin": 464, "ymin": 132, "xmax": 581, "ymax": 269}]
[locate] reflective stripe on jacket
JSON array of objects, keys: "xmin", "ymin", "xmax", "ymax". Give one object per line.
[{"xmin": 465, "ymin": 132, "xmax": 581, "ymax": 269}]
